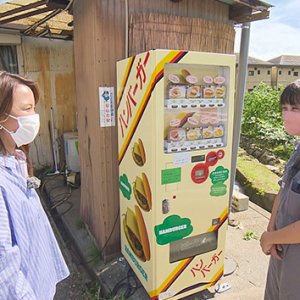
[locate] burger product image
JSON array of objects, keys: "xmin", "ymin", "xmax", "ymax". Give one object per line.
[
  {"xmin": 187, "ymin": 85, "xmax": 202, "ymax": 98},
  {"xmin": 168, "ymin": 85, "xmax": 186, "ymax": 98},
  {"xmin": 215, "ymin": 86, "xmax": 226, "ymax": 98},
  {"xmin": 214, "ymin": 76, "xmax": 226, "ymax": 98},
  {"xmin": 214, "ymin": 125, "xmax": 224, "ymax": 137},
  {"xmin": 123, "ymin": 205, "xmax": 151, "ymax": 262},
  {"xmin": 202, "ymin": 125, "xmax": 214, "ymax": 139},
  {"xmin": 132, "ymin": 138, "xmax": 146, "ymax": 166},
  {"xmin": 133, "ymin": 173, "xmax": 152, "ymax": 212},
  {"xmin": 168, "ymin": 128, "xmax": 186, "ymax": 142},
  {"xmin": 202, "ymin": 75, "xmax": 215, "ymax": 98},
  {"xmin": 203, "ymin": 86, "xmax": 215, "ymax": 98},
  {"xmin": 186, "ymin": 128, "xmax": 202, "ymax": 140}
]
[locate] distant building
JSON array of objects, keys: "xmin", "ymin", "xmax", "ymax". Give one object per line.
[
  {"xmin": 235, "ymin": 54, "xmax": 300, "ymax": 92},
  {"xmin": 268, "ymin": 55, "xmax": 300, "ymax": 88}
]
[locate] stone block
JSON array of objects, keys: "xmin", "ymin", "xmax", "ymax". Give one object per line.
[{"xmin": 232, "ymin": 190, "xmax": 249, "ymax": 212}]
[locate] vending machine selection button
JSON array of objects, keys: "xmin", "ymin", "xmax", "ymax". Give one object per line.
[
  {"xmin": 206, "ymin": 151, "xmax": 218, "ymax": 166},
  {"xmin": 217, "ymin": 149, "xmax": 225, "ymax": 159},
  {"xmin": 191, "ymin": 163, "xmax": 209, "ymax": 184}
]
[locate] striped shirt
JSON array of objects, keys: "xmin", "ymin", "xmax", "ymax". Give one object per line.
[{"xmin": 0, "ymin": 152, "xmax": 69, "ymax": 300}]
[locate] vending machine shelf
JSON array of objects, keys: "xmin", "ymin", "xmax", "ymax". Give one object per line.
[
  {"xmin": 164, "ymin": 98, "xmax": 225, "ymax": 109},
  {"xmin": 164, "ymin": 138, "xmax": 224, "ymax": 153}
]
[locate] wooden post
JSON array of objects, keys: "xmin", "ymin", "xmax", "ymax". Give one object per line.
[{"xmin": 73, "ymin": 0, "xmax": 125, "ymax": 261}]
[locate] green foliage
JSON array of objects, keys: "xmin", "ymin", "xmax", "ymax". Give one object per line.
[
  {"xmin": 243, "ymin": 231, "xmax": 259, "ymax": 241},
  {"xmin": 241, "ymin": 83, "xmax": 295, "ymax": 159}
]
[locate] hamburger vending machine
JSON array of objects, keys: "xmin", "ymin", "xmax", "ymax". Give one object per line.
[{"xmin": 117, "ymin": 50, "xmax": 236, "ymax": 299}]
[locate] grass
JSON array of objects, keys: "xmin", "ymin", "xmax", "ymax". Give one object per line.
[
  {"xmin": 237, "ymin": 148, "xmax": 280, "ymax": 196},
  {"xmin": 236, "ymin": 148, "xmax": 281, "ymax": 212}
]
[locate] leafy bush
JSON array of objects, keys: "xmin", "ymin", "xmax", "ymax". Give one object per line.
[{"xmin": 241, "ymin": 83, "xmax": 295, "ymax": 160}]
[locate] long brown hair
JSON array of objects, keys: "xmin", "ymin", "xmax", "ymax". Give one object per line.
[{"xmin": 0, "ymin": 71, "xmax": 39, "ymax": 172}]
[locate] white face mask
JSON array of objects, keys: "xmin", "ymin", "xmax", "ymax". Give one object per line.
[{"xmin": 0, "ymin": 114, "xmax": 40, "ymax": 147}]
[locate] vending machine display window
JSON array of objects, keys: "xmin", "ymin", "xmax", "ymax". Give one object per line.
[{"xmin": 164, "ymin": 63, "xmax": 230, "ymax": 153}]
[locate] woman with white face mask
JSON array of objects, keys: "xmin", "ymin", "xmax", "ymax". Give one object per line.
[
  {"xmin": 261, "ymin": 79, "xmax": 300, "ymax": 300},
  {"xmin": 0, "ymin": 71, "xmax": 69, "ymax": 299}
]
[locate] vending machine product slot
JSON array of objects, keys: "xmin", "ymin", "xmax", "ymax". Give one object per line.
[{"xmin": 169, "ymin": 231, "xmax": 218, "ymax": 263}]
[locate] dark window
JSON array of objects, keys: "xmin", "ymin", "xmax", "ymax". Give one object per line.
[
  {"xmin": 294, "ymin": 72, "xmax": 299, "ymax": 76},
  {"xmin": 0, "ymin": 45, "xmax": 18, "ymax": 73},
  {"xmin": 248, "ymin": 70, "xmax": 254, "ymax": 76},
  {"xmin": 279, "ymin": 70, "xmax": 282, "ymax": 75},
  {"xmin": 257, "ymin": 70, "xmax": 261, "ymax": 75},
  {"xmin": 267, "ymin": 70, "xmax": 271, "ymax": 75},
  {"xmin": 254, "ymin": 67, "xmax": 257, "ymax": 70},
  {"xmin": 288, "ymin": 71, "xmax": 291, "ymax": 75}
]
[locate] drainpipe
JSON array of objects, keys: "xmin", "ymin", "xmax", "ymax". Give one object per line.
[
  {"xmin": 125, "ymin": 0, "xmax": 129, "ymax": 58},
  {"xmin": 229, "ymin": 22, "xmax": 251, "ymax": 211}
]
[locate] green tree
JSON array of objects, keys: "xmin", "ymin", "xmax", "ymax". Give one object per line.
[{"xmin": 241, "ymin": 83, "xmax": 295, "ymax": 160}]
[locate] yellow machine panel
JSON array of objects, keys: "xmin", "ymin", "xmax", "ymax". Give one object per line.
[{"xmin": 117, "ymin": 49, "xmax": 236, "ymax": 300}]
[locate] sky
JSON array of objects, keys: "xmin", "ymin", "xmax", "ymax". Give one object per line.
[{"xmin": 234, "ymin": 0, "xmax": 300, "ymax": 61}]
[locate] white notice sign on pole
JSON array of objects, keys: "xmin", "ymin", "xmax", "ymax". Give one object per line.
[{"xmin": 99, "ymin": 87, "xmax": 115, "ymax": 127}]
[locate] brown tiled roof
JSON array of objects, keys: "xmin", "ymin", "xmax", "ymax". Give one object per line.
[{"xmin": 268, "ymin": 55, "xmax": 300, "ymax": 66}]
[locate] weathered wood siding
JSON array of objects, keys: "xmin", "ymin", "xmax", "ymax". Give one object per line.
[
  {"xmin": 128, "ymin": 0, "xmax": 234, "ymax": 56},
  {"xmin": 21, "ymin": 36, "xmax": 76, "ymax": 170},
  {"xmin": 129, "ymin": 13, "xmax": 235, "ymax": 56},
  {"xmin": 128, "ymin": 0, "xmax": 231, "ymax": 21},
  {"xmin": 73, "ymin": 0, "xmax": 125, "ymax": 260}
]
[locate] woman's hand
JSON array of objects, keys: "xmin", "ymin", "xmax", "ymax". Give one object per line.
[
  {"xmin": 260, "ymin": 231, "xmax": 273, "ymax": 255},
  {"xmin": 260, "ymin": 231, "xmax": 283, "ymax": 260},
  {"xmin": 268, "ymin": 244, "xmax": 283, "ymax": 260}
]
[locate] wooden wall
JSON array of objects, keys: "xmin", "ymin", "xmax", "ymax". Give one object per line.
[
  {"xmin": 128, "ymin": 0, "xmax": 232, "ymax": 22},
  {"xmin": 129, "ymin": 13, "xmax": 235, "ymax": 56},
  {"xmin": 20, "ymin": 36, "xmax": 76, "ymax": 170},
  {"xmin": 73, "ymin": 0, "xmax": 125, "ymax": 261},
  {"xmin": 73, "ymin": 0, "xmax": 235, "ymax": 261}
]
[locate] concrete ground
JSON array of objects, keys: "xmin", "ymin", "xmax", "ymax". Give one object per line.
[
  {"xmin": 216, "ymin": 203, "xmax": 270, "ymax": 300},
  {"xmin": 43, "ymin": 175, "xmax": 271, "ymax": 300}
]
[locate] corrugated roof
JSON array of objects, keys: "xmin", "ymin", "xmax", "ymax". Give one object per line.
[
  {"xmin": 268, "ymin": 55, "xmax": 300, "ymax": 66},
  {"xmin": 0, "ymin": 0, "xmax": 73, "ymax": 39}
]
